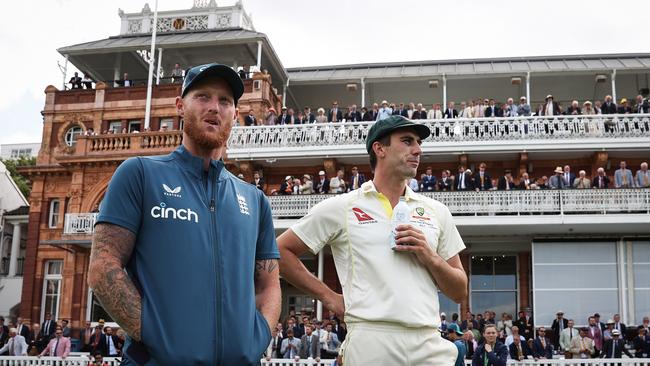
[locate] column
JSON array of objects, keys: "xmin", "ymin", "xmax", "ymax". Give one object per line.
[
  {"xmin": 361, "ymin": 78, "xmax": 366, "ymax": 107},
  {"xmin": 442, "ymin": 74, "xmax": 447, "ymax": 109},
  {"xmin": 156, "ymin": 48, "xmax": 163, "ymax": 85},
  {"xmin": 8, "ymin": 223, "xmax": 21, "ymax": 276},
  {"xmin": 282, "ymin": 79, "xmax": 290, "ymax": 108},
  {"xmin": 526, "ymin": 72, "xmax": 531, "ymax": 104},
  {"xmin": 611, "ymin": 69, "xmax": 617, "ymax": 103},
  {"xmin": 256, "ymin": 40, "xmax": 263, "ymax": 72},
  {"xmin": 113, "ymin": 53, "xmax": 122, "ymax": 87},
  {"xmin": 617, "ymin": 239, "xmax": 628, "ymax": 324},
  {"xmin": 316, "ymin": 250, "xmax": 324, "ymax": 321}
]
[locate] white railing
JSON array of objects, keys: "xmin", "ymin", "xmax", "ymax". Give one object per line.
[
  {"xmin": 261, "ymin": 359, "xmax": 334, "ymax": 366},
  {"xmin": 0, "ymin": 356, "xmax": 120, "ymax": 366},
  {"xmin": 63, "ymin": 213, "xmax": 98, "ymax": 235},
  {"xmin": 228, "ymin": 114, "xmax": 650, "ymax": 151},
  {"xmin": 462, "ymin": 360, "xmax": 650, "ymax": 365},
  {"xmin": 268, "ymin": 189, "xmax": 650, "ymax": 218}
]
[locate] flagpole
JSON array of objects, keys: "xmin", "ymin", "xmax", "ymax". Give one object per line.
[{"xmin": 144, "ymin": 0, "xmax": 158, "ymax": 130}]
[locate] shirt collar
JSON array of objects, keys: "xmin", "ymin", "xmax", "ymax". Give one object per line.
[
  {"xmin": 173, "ymin": 145, "xmax": 225, "ymax": 179},
  {"xmin": 360, "ymin": 180, "xmax": 422, "ymax": 202}
]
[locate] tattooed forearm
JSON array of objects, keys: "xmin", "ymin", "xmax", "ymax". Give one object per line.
[
  {"xmin": 254, "ymin": 259, "xmax": 281, "ymax": 331},
  {"xmin": 88, "ymin": 223, "xmax": 142, "ymax": 341},
  {"xmin": 255, "ymin": 259, "xmax": 278, "ymax": 280}
]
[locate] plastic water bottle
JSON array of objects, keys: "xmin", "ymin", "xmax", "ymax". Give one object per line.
[{"xmin": 390, "ymin": 197, "xmax": 411, "ymax": 249}]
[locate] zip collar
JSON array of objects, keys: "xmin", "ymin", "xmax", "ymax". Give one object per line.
[{"xmin": 172, "ymin": 145, "xmax": 225, "ymax": 180}]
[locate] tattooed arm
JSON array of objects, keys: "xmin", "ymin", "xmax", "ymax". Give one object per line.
[
  {"xmin": 88, "ymin": 223, "xmax": 141, "ymax": 341},
  {"xmin": 255, "ymin": 259, "xmax": 281, "ymax": 332}
]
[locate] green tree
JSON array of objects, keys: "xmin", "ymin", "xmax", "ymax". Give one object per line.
[{"xmin": 1, "ymin": 156, "xmax": 36, "ymax": 199}]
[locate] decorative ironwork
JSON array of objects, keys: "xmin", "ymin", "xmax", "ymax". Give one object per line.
[
  {"xmin": 186, "ymin": 15, "xmax": 209, "ymax": 30},
  {"xmin": 64, "ymin": 213, "xmax": 98, "ymax": 235},
  {"xmin": 128, "ymin": 19, "xmax": 142, "ymax": 34},
  {"xmin": 216, "ymin": 13, "xmax": 231, "ymax": 28},
  {"xmin": 193, "ymin": 0, "xmax": 210, "ymax": 8}
]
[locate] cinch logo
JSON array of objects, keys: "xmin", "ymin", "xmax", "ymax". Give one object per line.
[
  {"xmin": 163, "ymin": 184, "xmax": 182, "ymax": 198},
  {"xmin": 352, "ymin": 207, "xmax": 376, "ymax": 224},
  {"xmin": 150, "ymin": 202, "xmax": 199, "ymax": 223}
]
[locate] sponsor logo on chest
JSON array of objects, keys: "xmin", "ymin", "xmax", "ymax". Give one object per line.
[{"xmin": 352, "ymin": 207, "xmax": 377, "ymax": 224}]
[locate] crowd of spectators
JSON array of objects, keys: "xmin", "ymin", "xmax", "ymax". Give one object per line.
[
  {"xmin": 249, "ymin": 160, "xmax": 650, "ymax": 196},
  {"xmin": 441, "ymin": 309, "xmax": 650, "ymax": 362}
]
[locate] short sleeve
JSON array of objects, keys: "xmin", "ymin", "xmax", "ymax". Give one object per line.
[
  {"xmin": 291, "ymin": 196, "xmax": 345, "ymax": 254},
  {"xmin": 256, "ymin": 193, "xmax": 280, "ymax": 260},
  {"xmin": 96, "ymin": 158, "xmax": 144, "ymax": 234},
  {"xmin": 435, "ymin": 203, "xmax": 465, "ymax": 261}
]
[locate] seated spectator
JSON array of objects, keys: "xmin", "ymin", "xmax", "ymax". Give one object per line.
[
  {"xmin": 565, "ymin": 100, "xmax": 581, "ymax": 115},
  {"xmin": 635, "ymin": 94, "xmax": 649, "ymax": 113},
  {"xmin": 505, "ymin": 326, "xmax": 526, "ymax": 347},
  {"xmin": 265, "ymin": 108, "xmax": 277, "ymax": 125},
  {"xmin": 617, "ymin": 98, "xmax": 632, "ymax": 114},
  {"xmin": 532, "ymin": 328, "xmax": 553, "ymax": 361},
  {"xmin": 82, "ymin": 74, "xmax": 93, "ymax": 89},
  {"xmin": 517, "ymin": 97, "xmax": 531, "ymax": 116},
  {"xmin": 497, "ymin": 170, "xmax": 515, "ymax": 190},
  {"xmin": 171, "ymin": 63, "xmax": 184, "ymax": 83},
  {"xmin": 329, "ymin": 170, "xmax": 346, "ymax": 194},
  {"xmin": 377, "ymin": 100, "xmax": 392, "ymax": 121},
  {"xmin": 300, "ymin": 174, "xmax": 314, "ymax": 194},
  {"xmin": 69, "ymin": 72, "xmax": 82, "ymax": 89},
  {"xmin": 509, "ymin": 335, "xmax": 533, "ymax": 361},
  {"xmin": 279, "ymin": 176, "xmax": 293, "ymax": 195},
  {"xmin": 636, "ymin": 162, "xmax": 650, "ymax": 188},
  {"xmin": 315, "ymin": 108, "xmax": 327, "ymax": 123},
  {"xmin": 573, "ymin": 170, "xmax": 591, "ymax": 189},
  {"xmin": 582, "ymin": 101, "xmax": 596, "ymax": 115},
  {"xmin": 592, "ymin": 167, "xmax": 610, "ymax": 189},
  {"xmin": 345, "ymin": 104, "xmax": 362, "ymax": 122}
]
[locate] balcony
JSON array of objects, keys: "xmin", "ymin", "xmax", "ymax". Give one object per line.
[{"xmin": 64, "ymin": 213, "xmax": 98, "ymax": 235}]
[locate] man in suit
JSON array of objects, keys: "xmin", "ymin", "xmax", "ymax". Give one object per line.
[
  {"xmin": 278, "ymin": 107, "xmax": 291, "ymax": 125},
  {"xmin": 368, "ymin": 103, "xmax": 379, "ymax": 121},
  {"xmin": 40, "ymin": 313, "xmax": 56, "ymax": 341},
  {"xmin": 393, "ymin": 103, "xmax": 407, "ymax": 118},
  {"xmin": 444, "ymin": 101, "xmax": 458, "ymax": 119},
  {"xmin": 592, "ymin": 167, "xmax": 610, "ymax": 189},
  {"xmin": 243, "ymin": 110, "xmax": 257, "ymax": 126},
  {"xmin": 15, "ymin": 317, "xmax": 30, "ymax": 344},
  {"xmin": 509, "ymin": 335, "xmax": 532, "ymax": 361},
  {"xmin": 345, "ymin": 104, "xmax": 362, "ymax": 122},
  {"xmin": 0, "ymin": 317, "xmax": 8, "ymax": 347},
  {"xmin": 38, "ymin": 327, "xmax": 70, "ymax": 359},
  {"xmin": 327, "ymin": 101, "xmax": 343, "ymax": 122},
  {"xmin": 587, "ymin": 316, "xmax": 604, "ymax": 357},
  {"xmin": 601, "ymin": 95, "xmax": 618, "ymax": 114},
  {"xmin": 636, "ymin": 162, "xmax": 650, "ymax": 188},
  {"xmin": 551, "ymin": 311, "xmax": 569, "ymax": 349},
  {"xmin": 602, "ymin": 329, "xmax": 632, "ymax": 359},
  {"xmin": 280, "ymin": 328, "xmax": 301, "ymax": 359},
  {"xmin": 612, "ymin": 314, "xmax": 626, "ymax": 339},
  {"xmin": 474, "ymin": 163, "xmax": 493, "ymax": 191},
  {"xmin": 541, "ymin": 95, "xmax": 562, "ymax": 116},
  {"xmin": 0, "ymin": 328, "xmax": 28, "ymax": 356},
  {"xmin": 97, "ymin": 326, "xmax": 121, "ymax": 357},
  {"xmin": 570, "ymin": 327, "xmax": 594, "ymax": 359},
  {"xmin": 60, "ymin": 320, "xmax": 71, "ymax": 338},
  {"xmin": 532, "ymin": 328, "xmax": 553, "ymax": 360},
  {"xmin": 420, "ymin": 167, "xmax": 437, "ymax": 192},
  {"xmin": 573, "ymin": 170, "xmax": 591, "ymax": 189},
  {"xmin": 484, "ymin": 99, "xmax": 502, "ymax": 117},
  {"xmin": 80, "ymin": 321, "xmax": 94, "ymax": 352},
  {"xmin": 437, "ymin": 170, "xmax": 454, "ymax": 191},
  {"xmin": 635, "ymin": 94, "xmax": 649, "ymax": 113},
  {"xmin": 633, "ymin": 326, "xmax": 650, "ymax": 358},
  {"xmin": 497, "ymin": 170, "xmax": 515, "ymax": 190},
  {"xmin": 455, "ymin": 166, "xmax": 474, "ymax": 191},
  {"xmin": 266, "ymin": 327, "xmax": 283, "ymax": 359},
  {"xmin": 314, "ymin": 171, "xmax": 330, "ymax": 194},
  {"xmin": 614, "ymin": 160, "xmax": 635, "ymax": 188},
  {"xmin": 347, "ymin": 166, "xmax": 365, "ymax": 191},
  {"xmin": 562, "ymin": 165, "xmax": 576, "ymax": 188},
  {"xmin": 560, "ymin": 319, "xmax": 580, "ymax": 354},
  {"xmin": 116, "ymin": 72, "xmax": 132, "ymax": 87},
  {"xmin": 299, "ymin": 324, "xmax": 321, "ymax": 361},
  {"xmin": 513, "ymin": 311, "xmax": 534, "ymax": 341},
  {"xmin": 303, "ymin": 107, "xmax": 316, "ymax": 123},
  {"xmin": 411, "ymin": 103, "xmax": 427, "ymax": 119},
  {"xmin": 549, "ymin": 167, "xmax": 567, "ymax": 189}
]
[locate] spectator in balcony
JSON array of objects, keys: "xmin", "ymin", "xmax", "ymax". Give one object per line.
[
  {"xmin": 472, "ymin": 324, "xmax": 508, "ymax": 366},
  {"xmin": 61, "ymin": 320, "xmax": 71, "ymax": 338},
  {"xmin": 238, "ymin": 64, "xmax": 250, "ymax": 80},
  {"xmin": 504, "ymin": 98, "xmax": 518, "ymax": 117},
  {"xmin": 69, "ymin": 72, "xmax": 82, "ymax": 89},
  {"xmin": 563, "ymin": 165, "xmax": 576, "ymax": 188},
  {"xmin": 517, "ymin": 172, "xmax": 533, "ymax": 190},
  {"xmin": 582, "ymin": 101, "xmax": 596, "ymax": 115},
  {"xmin": 614, "ymin": 160, "xmax": 634, "ymax": 188},
  {"xmin": 328, "ymin": 101, "xmax": 343, "ymax": 122},
  {"xmin": 505, "ymin": 326, "xmax": 526, "ymax": 347},
  {"xmin": 292, "ymin": 178, "xmax": 302, "ymax": 194},
  {"xmin": 301, "ymin": 106, "xmax": 315, "ymax": 123},
  {"xmin": 99, "ymin": 326, "xmax": 122, "ymax": 357},
  {"xmin": 617, "ymin": 98, "xmax": 632, "ymax": 114},
  {"xmin": 559, "ymin": 319, "xmax": 579, "ymax": 354},
  {"xmin": 427, "ymin": 103, "xmax": 443, "ymax": 119},
  {"xmin": 315, "ymin": 108, "xmax": 328, "ymax": 123},
  {"xmin": 348, "ymin": 166, "xmax": 365, "ymax": 191},
  {"xmin": 446, "ymin": 324, "xmax": 466, "ymax": 366},
  {"xmin": 603, "ymin": 319, "xmax": 615, "ymax": 342},
  {"xmin": 587, "ymin": 316, "xmax": 603, "ymax": 357},
  {"xmin": 532, "ymin": 327, "xmax": 553, "ymax": 361},
  {"xmin": 573, "ymin": 170, "xmax": 591, "ymax": 189},
  {"xmin": 82, "ymin": 74, "xmax": 94, "ymax": 89},
  {"xmin": 570, "ymin": 327, "xmax": 594, "ymax": 359},
  {"xmin": 244, "ymin": 109, "xmax": 257, "ymax": 126},
  {"xmin": 464, "ymin": 330, "xmax": 477, "ymax": 359},
  {"xmin": 458, "ymin": 101, "xmax": 471, "ymax": 118},
  {"xmin": 473, "ymin": 99, "xmax": 487, "ymax": 118},
  {"xmin": 314, "ymin": 170, "xmax": 330, "ymax": 194},
  {"xmin": 635, "ymin": 95, "xmax": 649, "ymax": 113},
  {"xmin": 549, "ymin": 167, "xmax": 567, "ymax": 189},
  {"xmin": 360, "ymin": 107, "xmax": 371, "ymax": 122},
  {"xmin": 497, "ymin": 170, "xmax": 515, "ymax": 190},
  {"xmin": 288, "ymin": 108, "xmax": 297, "ymax": 124},
  {"xmin": 15, "ymin": 318, "xmax": 30, "ymax": 345},
  {"xmin": 541, "ymin": 95, "xmax": 561, "ymax": 116},
  {"xmin": 40, "ymin": 313, "xmax": 56, "ymax": 341},
  {"xmin": 509, "ymin": 334, "xmax": 532, "ymax": 361},
  {"xmin": 474, "ymin": 163, "xmax": 493, "ymax": 191},
  {"xmin": 612, "ymin": 314, "xmax": 626, "ymax": 336},
  {"xmin": 420, "ymin": 167, "xmax": 437, "ymax": 192},
  {"xmin": 593, "ymin": 100, "xmax": 603, "ymax": 114},
  {"xmin": 393, "ymin": 103, "xmax": 406, "ymax": 118},
  {"xmin": 251, "ymin": 171, "xmax": 266, "ymax": 191},
  {"xmin": 280, "ymin": 175, "xmax": 294, "ymax": 195},
  {"xmin": 497, "ymin": 313, "xmax": 513, "ymax": 341},
  {"xmin": 412, "ymin": 103, "xmax": 427, "ymax": 119},
  {"xmin": 367, "ymin": 103, "xmax": 379, "ymax": 121},
  {"xmin": 377, "ymin": 100, "xmax": 393, "ymax": 120},
  {"xmin": 601, "ymin": 95, "xmax": 617, "ymax": 114},
  {"xmin": 300, "ymin": 174, "xmax": 314, "ymax": 195},
  {"xmin": 592, "ymin": 167, "xmax": 610, "ymax": 189},
  {"xmin": 438, "ymin": 170, "xmax": 453, "ymax": 191},
  {"xmin": 602, "ymin": 329, "xmax": 632, "ymax": 359},
  {"xmin": 0, "ymin": 328, "xmax": 28, "ymax": 356},
  {"xmin": 266, "ymin": 107, "xmax": 278, "ymax": 125},
  {"xmin": 634, "ymin": 326, "xmax": 650, "ymax": 358},
  {"xmin": 456, "ymin": 166, "xmax": 473, "ymax": 191},
  {"xmin": 116, "ymin": 72, "xmax": 132, "ymax": 87},
  {"xmin": 444, "ymin": 101, "xmax": 458, "ymax": 119},
  {"xmin": 406, "ymin": 102, "xmax": 416, "ymax": 118},
  {"xmin": 298, "ymin": 324, "xmax": 320, "ymax": 361},
  {"xmin": 171, "ymin": 63, "xmax": 184, "ymax": 83},
  {"xmin": 329, "ymin": 170, "xmax": 347, "ymax": 194},
  {"xmin": 565, "ymin": 100, "xmax": 582, "ymax": 115},
  {"xmin": 484, "ymin": 99, "xmax": 502, "ymax": 118},
  {"xmin": 281, "ymin": 328, "xmax": 301, "ymax": 359},
  {"xmin": 642, "ymin": 317, "xmax": 650, "ymax": 335},
  {"xmin": 321, "ymin": 323, "xmax": 340, "ymax": 359},
  {"xmin": 517, "ymin": 97, "xmax": 531, "ymax": 117},
  {"xmin": 635, "ymin": 162, "xmax": 650, "ymax": 188},
  {"xmin": 278, "ymin": 107, "xmax": 290, "ymax": 125},
  {"xmin": 38, "ymin": 326, "xmax": 70, "ymax": 359},
  {"xmin": 345, "ymin": 104, "xmax": 362, "ymax": 122}
]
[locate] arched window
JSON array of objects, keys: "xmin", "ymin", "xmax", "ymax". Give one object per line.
[{"xmin": 64, "ymin": 126, "xmax": 83, "ymax": 146}]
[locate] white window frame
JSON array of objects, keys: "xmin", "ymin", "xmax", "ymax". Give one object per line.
[
  {"xmin": 85, "ymin": 288, "xmax": 119, "ymax": 328},
  {"xmin": 159, "ymin": 118, "xmax": 174, "ymax": 130},
  {"xmin": 41, "ymin": 260, "xmax": 63, "ymax": 321},
  {"xmin": 108, "ymin": 121, "xmax": 122, "ymax": 133},
  {"xmin": 469, "ymin": 254, "xmax": 519, "ymax": 316},
  {"xmin": 48, "ymin": 199, "xmax": 60, "ymax": 228},
  {"xmin": 128, "ymin": 120, "xmax": 142, "ymax": 133},
  {"xmin": 64, "ymin": 126, "xmax": 83, "ymax": 146}
]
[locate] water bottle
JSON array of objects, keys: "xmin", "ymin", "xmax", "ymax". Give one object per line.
[{"xmin": 390, "ymin": 197, "xmax": 411, "ymax": 249}]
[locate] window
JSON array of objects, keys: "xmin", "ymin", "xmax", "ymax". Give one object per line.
[
  {"xmin": 160, "ymin": 118, "xmax": 174, "ymax": 130},
  {"xmin": 109, "ymin": 121, "xmax": 122, "ymax": 133},
  {"xmin": 64, "ymin": 126, "xmax": 83, "ymax": 146},
  {"xmin": 129, "ymin": 120, "xmax": 142, "ymax": 133},
  {"xmin": 632, "ymin": 241, "xmax": 650, "ymax": 322},
  {"xmin": 10, "ymin": 148, "xmax": 32, "ymax": 158},
  {"xmin": 439, "ymin": 290, "xmax": 460, "ymax": 319},
  {"xmin": 41, "ymin": 260, "xmax": 63, "ymax": 321},
  {"xmin": 48, "ymin": 199, "xmax": 60, "ymax": 228},
  {"xmin": 86, "ymin": 289, "xmax": 115, "ymax": 323},
  {"xmin": 470, "ymin": 255, "xmax": 518, "ymax": 317}
]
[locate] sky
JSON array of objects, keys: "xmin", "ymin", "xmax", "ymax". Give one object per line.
[{"xmin": 0, "ymin": 0, "xmax": 647, "ymax": 144}]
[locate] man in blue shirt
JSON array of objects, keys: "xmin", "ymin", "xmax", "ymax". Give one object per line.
[
  {"xmin": 89, "ymin": 63, "xmax": 281, "ymax": 365},
  {"xmin": 447, "ymin": 323, "xmax": 467, "ymax": 366}
]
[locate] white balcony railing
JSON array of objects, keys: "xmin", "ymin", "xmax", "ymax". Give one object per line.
[
  {"xmin": 63, "ymin": 213, "xmax": 98, "ymax": 235},
  {"xmin": 227, "ymin": 114, "xmax": 650, "ymax": 158}
]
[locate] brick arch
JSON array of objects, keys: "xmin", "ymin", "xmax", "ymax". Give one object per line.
[
  {"xmin": 81, "ymin": 174, "xmax": 113, "ymax": 213},
  {"xmin": 56, "ymin": 117, "xmax": 89, "ymax": 154}
]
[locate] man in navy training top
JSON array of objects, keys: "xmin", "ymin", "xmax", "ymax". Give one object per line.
[{"xmin": 89, "ymin": 63, "xmax": 281, "ymax": 365}]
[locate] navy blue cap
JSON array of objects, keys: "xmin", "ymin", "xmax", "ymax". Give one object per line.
[
  {"xmin": 366, "ymin": 115, "xmax": 431, "ymax": 153},
  {"xmin": 181, "ymin": 63, "xmax": 244, "ymax": 105}
]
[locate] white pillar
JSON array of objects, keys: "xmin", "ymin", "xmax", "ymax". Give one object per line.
[
  {"xmin": 611, "ymin": 69, "xmax": 617, "ymax": 103},
  {"xmin": 113, "ymin": 53, "xmax": 122, "ymax": 87},
  {"xmin": 316, "ymin": 250, "xmax": 324, "ymax": 321},
  {"xmin": 442, "ymin": 74, "xmax": 447, "ymax": 109},
  {"xmin": 156, "ymin": 48, "xmax": 163, "ymax": 85},
  {"xmin": 361, "ymin": 78, "xmax": 366, "ymax": 107},
  {"xmin": 282, "ymin": 78, "xmax": 289, "ymax": 108},
  {"xmin": 526, "ymin": 72, "xmax": 531, "ymax": 104},
  {"xmin": 256, "ymin": 40, "xmax": 263, "ymax": 71},
  {"xmin": 617, "ymin": 238, "xmax": 628, "ymax": 324},
  {"xmin": 144, "ymin": 0, "xmax": 159, "ymax": 130},
  {"xmin": 8, "ymin": 223, "xmax": 21, "ymax": 277}
]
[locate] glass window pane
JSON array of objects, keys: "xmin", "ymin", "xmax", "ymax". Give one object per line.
[
  {"xmin": 534, "ymin": 264, "xmax": 618, "ymax": 289},
  {"xmin": 471, "ymin": 291, "xmax": 517, "ymax": 318},
  {"xmin": 533, "ymin": 242, "xmax": 616, "ymax": 263},
  {"xmin": 634, "ymin": 265, "xmax": 650, "ymax": 288},
  {"xmin": 632, "ymin": 242, "xmax": 650, "ymax": 262},
  {"xmin": 534, "ymin": 290, "xmax": 618, "ymax": 327},
  {"xmin": 47, "ymin": 260, "xmax": 62, "ymax": 275},
  {"xmin": 90, "ymin": 294, "xmax": 114, "ymax": 322},
  {"xmin": 635, "ymin": 289, "xmax": 650, "ymax": 323},
  {"xmin": 439, "ymin": 291, "xmax": 460, "ymax": 319},
  {"xmin": 471, "ymin": 256, "xmax": 494, "ymax": 290}
]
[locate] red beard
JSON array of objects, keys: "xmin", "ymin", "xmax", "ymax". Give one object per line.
[{"xmin": 183, "ymin": 114, "xmax": 232, "ymax": 150}]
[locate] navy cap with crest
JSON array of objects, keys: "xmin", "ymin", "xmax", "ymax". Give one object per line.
[
  {"xmin": 181, "ymin": 63, "xmax": 244, "ymax": 105},
  {"xmin": 365, "ymin": 115, "xmax": 431, "ymax": 153}
]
